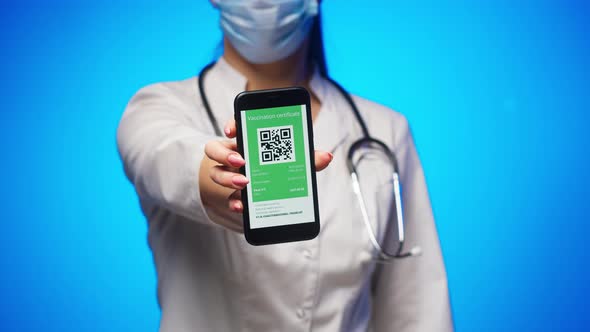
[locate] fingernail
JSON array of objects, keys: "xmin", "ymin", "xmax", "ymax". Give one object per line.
[
  {"xmin": 224, "ymin": 126, "xmax": 231, "ymax": 136},
  {"xmin": 232, "ymin": 175, "xmax": 249, "ymax": 186},
  {"xmin": 228, "ymin": 153, "xmax": 244, "ymax": 166},
  {"xmin": 327, "ymin": 152, "xmax": 334, "ymax": 161},
  {"xmin": 233, "ymin": 202, "xmax": 242, "ymax": 210}
]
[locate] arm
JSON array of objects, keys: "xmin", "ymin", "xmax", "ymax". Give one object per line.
[
  {"xmin": 117, "ymin": 82, "xmax": 333, "ymax": 231},
  {"xmin": 371, "ymin": 117, "xmax": 453, "ymax": 331},
  {"xmin": 116, "ymin": 82, "xmax": 240, "ymax": 229}
]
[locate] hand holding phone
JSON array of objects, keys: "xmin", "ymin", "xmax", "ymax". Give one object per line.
[
  {"xmin": 201, "ymin": 117, "xmax": 332, "ymax": 234},
  {"xmin": 234, "ymin": 87, "xmax": 322, "ymax": 245}
]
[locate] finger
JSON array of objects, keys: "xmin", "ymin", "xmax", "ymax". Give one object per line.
[
  {"xmin": 229, "ymin": 199, "xmax": 243, "ymax": 213},
  {"xmin": 228, "ymin": 190, "xmax": 243, "ymax": 213},
  {"xmin": 205, "ymin": 140, "xmax": 243, "ymax": 167},
  {"xmin": 210, "ymin": 165, "xmax": 249, "ymax": 189},
  {"xmin": 224, "ymin": 118, "xmax": 237, "ymax": 138},
  {"xmin": 229, "ymin": 189, "xmax": 242, "ymax": 200},
  {"xmin": 314, "ymin": 150, "xmax": 333, "ymax": 172}
]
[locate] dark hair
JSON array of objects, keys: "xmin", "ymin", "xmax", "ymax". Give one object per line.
[{"xmin": 308, "ymin": 11, "xmax": 328, "ymax": 77}]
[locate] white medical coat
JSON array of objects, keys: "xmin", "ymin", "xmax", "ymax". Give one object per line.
[{"xmin": 117, "ymin": 58, "xmax": 453, "ymax": 331}]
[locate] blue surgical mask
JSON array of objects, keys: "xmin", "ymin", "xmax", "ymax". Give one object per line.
[{"xmin": 212, "ymin": 0, "xmax": 319, "ymax": 64}]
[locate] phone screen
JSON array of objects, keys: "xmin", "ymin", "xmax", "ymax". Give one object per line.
[{"xmin": 240, "ymin": 104, "xmax": 315, "ymax": 229}]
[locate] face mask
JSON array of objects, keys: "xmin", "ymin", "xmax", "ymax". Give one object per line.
[{"xmin": 212, "ymin": 0, "xmax": 319, "ymax": 64}]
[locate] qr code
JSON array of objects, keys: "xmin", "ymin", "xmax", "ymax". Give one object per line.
[{"xmin": 257, "ymin": 125, "xmax": 295, "ymax": 165}]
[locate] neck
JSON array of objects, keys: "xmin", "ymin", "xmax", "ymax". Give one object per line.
[{"xmin": 222, "ymin": 37, "xmax": 312, "ymax": 91}]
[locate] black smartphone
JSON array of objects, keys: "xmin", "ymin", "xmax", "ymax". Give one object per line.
[{"xmin": 234, "ymin": 87, "xmax": 320, "ymax": 245}]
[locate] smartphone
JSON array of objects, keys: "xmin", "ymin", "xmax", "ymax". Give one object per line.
[{"xmin": 234, "ymin": 87, "xmax": 320, "ymax": 245}]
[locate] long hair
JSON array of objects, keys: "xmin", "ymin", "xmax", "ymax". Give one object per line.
[{"xmin": 308, "ymin": 11, "xmax": 328, "ymax": 77}]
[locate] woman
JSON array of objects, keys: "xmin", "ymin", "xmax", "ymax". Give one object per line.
[{"xmin": 117, "ymin": 0, "xmax": 453, "ymax": 330}]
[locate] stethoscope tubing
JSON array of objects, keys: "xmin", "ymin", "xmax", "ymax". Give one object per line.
[{"xmin": 197, "ymin": 61, "xmax": 420, "ymax": 260}]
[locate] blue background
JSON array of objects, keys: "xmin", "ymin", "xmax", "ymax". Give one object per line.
[{"xmin": 0, "ymin": 0, "xmax": 588, "ymax": 330}]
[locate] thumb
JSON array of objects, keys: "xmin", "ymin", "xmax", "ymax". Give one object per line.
[{"xmin": 314, "ymin": 151, "xmax": 333, "ymax": 172}]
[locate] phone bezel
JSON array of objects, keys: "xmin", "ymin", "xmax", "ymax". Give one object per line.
[{"xmin": 234, "ymin": 87, "xmax": 320, "ymax": 246}]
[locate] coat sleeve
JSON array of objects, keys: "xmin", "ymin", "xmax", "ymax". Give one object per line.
[
  {"xmin": 116, "ymin": 82, "xmax": 219, "ymax": 226},
  {"xmin": 371, "ymin": 115, "xmax": 454, "ymax": 331}
]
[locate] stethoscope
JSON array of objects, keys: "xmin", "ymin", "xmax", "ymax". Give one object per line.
[{"xmin": 199, "ymin": 61, "xmax": 421, "ymax": 261}]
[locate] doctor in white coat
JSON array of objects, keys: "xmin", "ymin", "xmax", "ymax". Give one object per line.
[{"xmin": 117, "ymin": 0, "xmax": 453, "ymax": 331}]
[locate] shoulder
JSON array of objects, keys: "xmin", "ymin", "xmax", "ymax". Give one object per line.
[
  {"xmin": 125, "ymin": 77, "xmax": 199, "ymax": 114},
  {"xmin": 118, "ymin": 77, "xmax": 201, "ymax": 142},
  {"xmin": 349, "ymin": 94, "xmax": 410, "ymax": 148}
]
